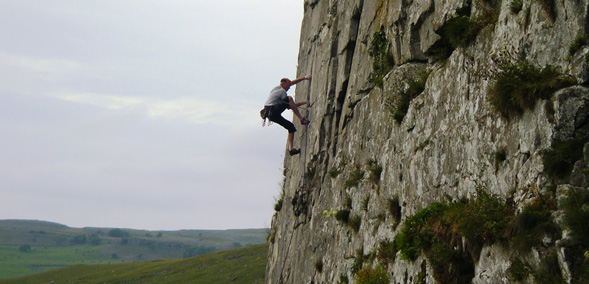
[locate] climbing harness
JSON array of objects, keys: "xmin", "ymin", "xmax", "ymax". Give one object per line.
[
  {"xmin": 260, "ymin": 102, "xmax": 311, "ymax": 127},
  {"xmin": 260, "ymin": 106, "xmax": 272, "ymax": 127}
]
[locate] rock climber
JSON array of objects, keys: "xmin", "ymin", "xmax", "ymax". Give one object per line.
[{"xmin": 262, "ymin": 75, "xmax": 312, "ymax": 156}]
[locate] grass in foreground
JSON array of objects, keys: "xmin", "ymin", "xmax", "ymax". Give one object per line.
[{"xmin": 0, "ymin": 244, "xmax": 268, "ymax": 284}]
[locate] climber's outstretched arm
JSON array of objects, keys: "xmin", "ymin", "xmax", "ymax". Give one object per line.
[{"xmin": 289, "ymin": 74, "xmax": 312, "ymax": 85}]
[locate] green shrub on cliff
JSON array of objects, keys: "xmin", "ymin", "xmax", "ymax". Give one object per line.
[
  {"xmin": 355, "ymin": 265, "xmax": 389, "ymax": 284},
  {"xmin": 366, "ymin": 159, "xmax": 382, "ymax": 184},
  {"xmin": 395, "ymin": 190, "xmax": 513, "ymax": 283},
  {"xmin": 560, "ymin": 188, "xmax": 589, "ymax": 283},
  {"xmin": 345, "ymin": 169, "xmax": 365, "ymax": 189},
  {"xmin": 349, "ymin": 214, "xmax": 362, "ymax": 233},
  {"xmin": 510, "ymin": 0, "xmax": 523, "ymax": 13},
  {"xmin": 510, "ymin": 197, "xmax": 560, "ymax": 252},
  {"xmin": 543, "ymin": 134, "xmax": 589, "ymax": 179},
  {"xmin": 389, "ymin": 71, "xmax": 429, "ymax": 124},
  {"xmin": 445, "ymin": 15, "xmax": 484, "ymax": 49},
  {"xmin": 568, "ymin": 35, "xmax": 586, "ymax": 58},
  {"xmin": 488, "ymin": 59, "xmax": 575, "ymax": 119},
  {"xmin": 428, "ymin": 12, "xmax": 495, "ymax": 61},
  {"xmin": 369, "ymin": 26, "xmax": 395, "ymax": 88}
]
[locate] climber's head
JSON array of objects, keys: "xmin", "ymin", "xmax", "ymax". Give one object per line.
[{"xmin": 280, "ymin": 78, "xmax": 292, "ymax": 91}]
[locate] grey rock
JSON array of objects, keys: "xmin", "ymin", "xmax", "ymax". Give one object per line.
[{"xmin": 266, "ymin": 0, "xmax": 589, "ymax": 283}]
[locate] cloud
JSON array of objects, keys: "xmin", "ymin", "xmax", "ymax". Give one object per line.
[
  {"xmin": 0, "ymin": 52, "xmax": 79, "ymax": 74},
  {"xmin": 53, "ymin": 92, "xmax": 259, "ymax": 126}
]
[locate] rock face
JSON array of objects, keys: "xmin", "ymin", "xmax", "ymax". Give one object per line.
[{"xmin": 266, "ymin": 0, "xmax": 589, "ymax": 283}]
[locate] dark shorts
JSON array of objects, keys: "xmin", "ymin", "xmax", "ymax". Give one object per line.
[{"xmin": 267, "ymin": 104, "xmax": 296, "ymax": 133}]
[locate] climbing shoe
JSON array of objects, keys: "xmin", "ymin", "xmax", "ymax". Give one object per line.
[{"xmin": 289, "ymin": 149, "xmax": 301, "ymax": 156}]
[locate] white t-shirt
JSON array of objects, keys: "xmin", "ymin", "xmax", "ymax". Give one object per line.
[{"xmin": 264, "ymin": 85, "xmax": 288, "ymax": 107}]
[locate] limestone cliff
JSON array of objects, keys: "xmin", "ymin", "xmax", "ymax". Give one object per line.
[{"xmin": 266, "ymin": 0, "xmax": 589, "ymax": 283}]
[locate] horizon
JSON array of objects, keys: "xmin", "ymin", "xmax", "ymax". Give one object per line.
[{"xmin": 0, "ymin": 218, "xmax": 269, "ymax": 231}]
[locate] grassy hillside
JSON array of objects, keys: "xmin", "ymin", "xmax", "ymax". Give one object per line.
[
  {"xmin": 0, "ymin": 244, "xmax": 122, "ymax": 278},
  {"xmin": 0, "ymin": 243, "xmax": 268, "ymax": 284},
  {"xmin": 0, "ymin": 220, "xmax": 267, "ymax": 279}
]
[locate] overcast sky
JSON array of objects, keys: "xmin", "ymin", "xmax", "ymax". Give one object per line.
[{"xmin": 0, "ymin": 1, "xmax": 304, "ymax": 230}]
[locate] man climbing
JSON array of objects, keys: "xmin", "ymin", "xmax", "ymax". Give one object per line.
[{"xmin": 262, "ymin": 75, "xmax": 312, "ymax": 156}]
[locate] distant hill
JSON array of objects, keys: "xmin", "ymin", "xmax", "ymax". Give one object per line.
[
  {"xmin": 0, "ymin": 219, "xmax": 267, "ymax": 279},
  {"xmin": 0, "ymin": 243, "xmax": 268, "ymax": 284}
]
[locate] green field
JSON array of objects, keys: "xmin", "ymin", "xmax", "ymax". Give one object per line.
[
  {"xmin": 0, "ymin": 220, "xmax": 267, "ymax": 279},
  {"xmin": 0, "ymin": 244, "xmax": 268, "ymax": 284},
  {"xmin": 0, "ymin": 244, "xmax": 124, "ymax": 278}
]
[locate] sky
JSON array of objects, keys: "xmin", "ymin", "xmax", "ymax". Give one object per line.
[{"xmin": 0, "ymin": 1, "xmax": 304, "ymax": 230}]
